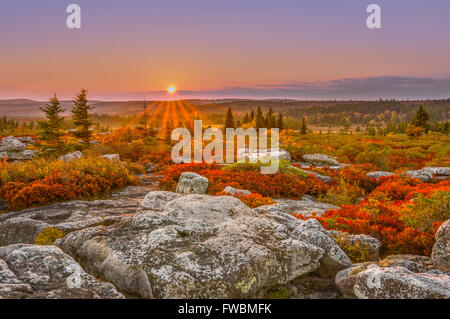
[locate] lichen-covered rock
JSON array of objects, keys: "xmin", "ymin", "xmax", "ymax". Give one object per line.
[
  {"xmin": 0, "ymin": 193, "xmax": 145, "ymax": 246},
  {"xmin": 223, "ymin": 186, "xmax": 251, "ymax": 196},
  {"xmin": 176, "ymin": 172, "xmax": 209, "ymax": 194},
  {"xmin": 353, "ymin": 266, "xmax": 450, "ymax": 299},
  {"xmin": 0, "ymin": 150, "xmax": 37, "ymax": 161},
  {"xmin": 328, "ymin": 230, "xmax": 381, "ymax": 262},
  {"xmin": 58, "ymin": 151, "xmax": 83, "ymax": 162},
  {"xmin": 432, "ymin": 220, "xmax": 450, "ymax": 272},
  {"xmin": 0, "ymin": 136, "xmax": 26, "ymax": 152},
  {"xmin": 102, "ymin": 154, "xmax": 120, "ymax": 162},
  {"xmin": 302, "ymin": 154, "xmax": 341, "ymax": 167},
  {"xmin": 255, "ymin": 198, "xmax": 338, "ymax": 217},
  {"xmin": 292, "ymin": 219, "xmax": 352, "ymax": 277},
  {"xmin": 366, "ymin": 171, "xmax": 394, "ymax": 179},
  {"xmin": 57, "ymin": 194, "xmax": 326, "ymax": 298},
  {"xmin": 335, "ymin": 254, "xmax": 443, "ymax": 299},
  {"xmin": 0, "ymin": 244, "xmax": 124, "ymax": 298},
  {"xmin": 140, "ymin": 190, "xmax": 182, "ymax": 211}
]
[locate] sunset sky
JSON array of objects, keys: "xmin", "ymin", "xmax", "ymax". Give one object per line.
[{"xmin": 1, "ymin": 0, "xmax": 450, "ymax": 100}]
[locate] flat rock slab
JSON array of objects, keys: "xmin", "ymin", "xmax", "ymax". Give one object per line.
[
  {"xmin": 0, "ymin": 244, "xmax": 124, "ymax": 299},
  {"xmin": 0, "ymin": 186, "xmax": 152, "ymax": 246}
]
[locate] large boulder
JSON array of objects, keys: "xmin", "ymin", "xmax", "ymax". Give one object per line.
[
  {"xmin": 255, "ymin": 198, "xmax": 338, "ymax": 217},
  {"xmin": 0, "ymin": 150, "xmax": 37, "ymax": 161},
  {"xmin": 0, "ymin": 244, "xmax": 124, "ymax": 298},
  {"xmin": 432, "ymin": 220, "xmax": 450, "ymax": 272},
  {"xmin": 58, "ymin": 151, "xmax": 83, "ymax": 162},
  {"xmin": 176, "ymin": 172, "xmax": 209, "ymax": 194},
  {"xmin": 302, "ymin": 154, "xmax": 341, "ymax": 167},
  {"xmin": 56, "ymin": 194, "xmax": 330, "ymax": 298},
  {"xmin": 335, "ymin": 254, "xmax": 448, "ymax": 299},
  {"xmin": 0, "ymin": 136, "xmax": 26, "ymax": 152},
  {"xmin": 353, "ymin": 266, "xmax": 450, "ymax": 299},
  {"xmin": 291, "ymin": 219, "xmax": 352, "ymax": 277}
]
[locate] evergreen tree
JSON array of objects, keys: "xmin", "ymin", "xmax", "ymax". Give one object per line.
[
  {"xmin": 276, "ymin": 113, "xmax": 283, "ymax": 130},
  {"xmin": 249, "ymin": 110, "xmax": 255, "ymax": 121},
  {"xmin": 165, "ymin": 120, "xmax": 174, "ymax": 145},
  {"xmin": 300, "ymin": 117, "xmax": 307, "ymax": 134},
  {"xmin": 255, "ymin": 107, "xmax": 263, "ymax": 129},
  {"xmin": 266, "ymin": 108, "xmax": 275, "ymax": 128},
  {"xmin": 243, "ymin": 112, "xmax": 249, "ymax": 124},
  {"xmin": 224, "ymin": 107, "xmax": 234, "ymax": 130},
  {"xmin": 411, "ymin": 105, "xmax": 430, "ymax": 130},
  {"xmin": 38, "ymin": 94, "xmax": 65, "ymax": 148},
  {"xmin": 71, "ymin": 89, "xmax": 94, "ymax": 145}
]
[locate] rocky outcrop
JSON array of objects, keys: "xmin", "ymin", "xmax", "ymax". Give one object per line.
[
  {"xmin": 301, "ymin": 170, "xmax": 332, "ymax": 183},
  {"xmin": 292, "ymin": 219, "xmax": 352, "ymax": 277},
  {"xmin": 176, "ymin": 172, "xmax": 209, "ymax": 194},
  {"xmin": 223, "ymin": 186, "xmax": 251, "ymax": 196},
  {"xmin": 58, "ymin": 151, "xmax": 83, "ymax": 162},
  {"xmin": 366, "ymin": 171, "xmax": 394, "ymax": 179},
  {"xmin": 55, "ymin": 192, "xmax": 359, "ymax": 298},
  {"xmin": 0, "ymin": 136, "xmax": 26, "ymax": 152},
  {"xmin": 102, "ymin": 154, "xmax": 120, "ymax": 162},
  {"xmin": 335, "ymin": 254, "xmax": 450, "ymax": 299},
  {"xmin": 353, "ymin": 266, "xmax": 450, "ymax": 299},
  {"xmin": 0, "ymin": 244, "xmax": 124, "ymax": 298},
  {"xmin": 0, "ymin": 136, "xmax": 36, "ymax": 161},
  {"xmin": 302, "ymin": 154, "xmax": 341, "ymax": 167},
  {"xmin": 405, "ymin": 167, "xmax": 450, "ymax": 182},
  {"xmin": 237, "ymin": 148, "xmax": 291, "ymax": 162},
  {"xmin": 0, "ymin": 186, "xmax": 150, "ymax": 246},
  {"xmin": 432, "ymin": 220, "xmax": 450, "ymax": 272},
  {"xmin": 255, "ymin": 198, "xmax": 338, "ymax": 217}
]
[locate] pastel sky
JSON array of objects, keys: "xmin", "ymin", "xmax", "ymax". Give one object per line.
[{"xmin": 1, "ymin": 0, "xmax": 450, "ymax": 100}]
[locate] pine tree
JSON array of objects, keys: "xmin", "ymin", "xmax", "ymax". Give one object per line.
[
  {"xmin": 276, "ymin": 113, "xmax": 283, "ymax": 130},
  {"xmin": 165, "ymin": 120, "xmax": 174, "ymax": 145},
  {"xmin": 300, "ymin": 117, "xmax": 307, "ymax": 134},
  {"xmin": 249, "ymin": 110, "xmax": 255, "ymax": 121},
  {"xmin": 266, "ymin": 108, "xmax": 275, "ymax": 128},
  {"xmin": 71, "ymin": 89, "xmax": 94, "ymax": 145},
  {"xmin": 38, "ymin": 94, "xmax": 65, "ymax": 148},
  {"xmin": 411, "ymin": 105, "xmax": 430, "ymax": 130},
  {"xmin": 243, "ymin": 112, "xmax": 249, "ymax": 124},
  {"xmin": 224, "ymin": 107, "xmax": 234, "ymax": 130},
  {"xmin": 255, "ymin": 107, "xmax": 263, "ymax": 129}
]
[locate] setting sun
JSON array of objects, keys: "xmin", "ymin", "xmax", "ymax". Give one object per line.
[{"xmin": 167, "ymin": 86, "xmax": 176, "ymax": 94}]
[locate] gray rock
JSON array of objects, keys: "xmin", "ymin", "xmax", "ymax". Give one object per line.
[
  {"xmin": 0, "ymin": 196, "xmax": 144, "ymax": 246},
  {"xmin": 366, "ymin": 171, "xmax": 394, "ymax": 179},
  {"xmin": 301, "ymin": 170, "xmax": 332, "ymax": 183},
  {"xmin": 0, "ymin": 136, "xmax": 26, "ymax": 152},
  {"xmin": 58, "ymin": 151, "xmax": 83, "ymax": 162},
  {"xmin": 335, "ymin": 263, "xmax": 376, "ymax": 299},
  {"xmin": 102, "ymin": 154, "xmax": 120, "ymax": 162},
  {"xmin": 0, "ymin": 244, "xmax": 124, "ymax": 298},
  {"xmin": 328, "ymin": 230, "xmax": 381, "ymax": 262},
  {"xmin": 176, "ymin": 172, "xmax": 209, "ymax": 194},
  {"xmin": 140, "ymin": 190, "xmax": 182, "ymax": 211},
  {"xmin": 223, "ymin": 186, "xmax": 251, "ymax": 196},
  {"xmin": 255, "ymin": 198, "xmax": 338, "ymax": 217},
  {"xmin": 0, "ymin": 150, "xmax": 37, "ymax": 161},
  {"xmin": 432, "ymin": 220, "xmax": 450, "ymax": 272},
  {"xmin": 15, "ymin": 136, "xmax": 35, "ymax": 144},
  {"xmin": 353, "ymin": 266, "xmax": 450, "ymax": 299},
  {"xmin": 405, "ymin": 167, "xmax": 450, "ymax": 182},
  {"xmin": 57, "ymin": 194, "xmax": 326, "ymax": 298},
  {"xmin": 302, "ymin": 154, "xmax": 341, "ymax": 167},
  {"xmin": 237, "ymin": 148, "xmax": 291, "ymax": 162},
  {"xmin": 292, "ymin": 219, "xmax": 352, "ymax": 277}
]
